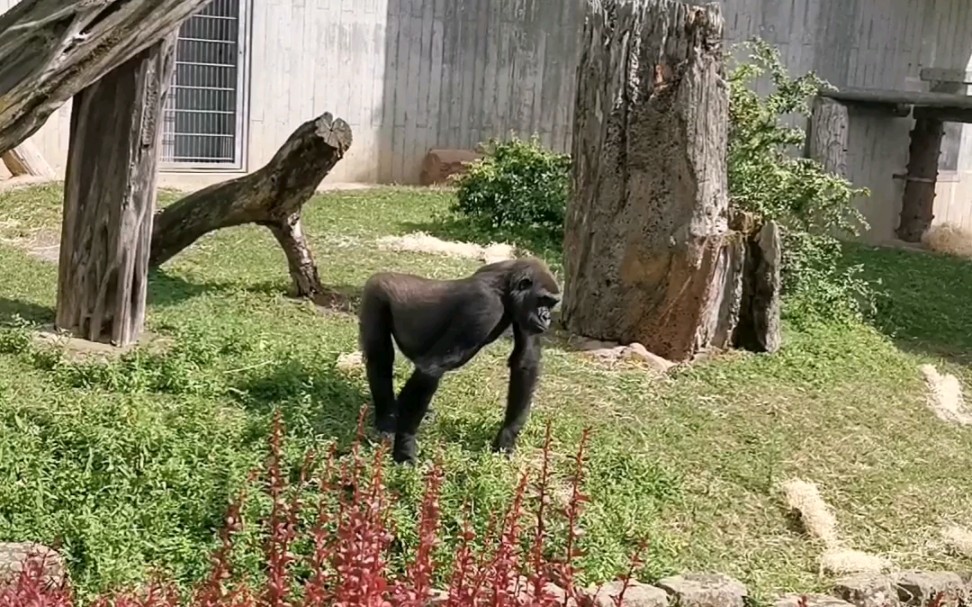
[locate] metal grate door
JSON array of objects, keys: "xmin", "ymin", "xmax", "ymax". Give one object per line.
[{"xmin": 161, "ymin": 0, "xmax": 249, "ymax": 170}]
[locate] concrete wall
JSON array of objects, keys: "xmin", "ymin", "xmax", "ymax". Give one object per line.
[{"xmin": 4, "ymin": 0, "xmax": 972, "ymax": 243}]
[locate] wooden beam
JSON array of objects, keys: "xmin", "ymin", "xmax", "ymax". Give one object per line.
[
  {"xmin": 0, "ymin": 0, "xmax": 212, "ymax": 155},
  {"xmin": 808, "ymin": 97, "xmax": 849, "ymax": 177},
  {"xmin": 1, "ymin": 141, "xmax": 54, "ymax": 178},
  {"xmin": 55, "ymin": 35, "xmax": 176, "ymax": 347},
  {"xmin": 819, "ymin": 87, "xmax": 972, "ymax": 110},
  {"xmin": 897, "ymin": 116, "xmax": 943, "ymax": 243}
]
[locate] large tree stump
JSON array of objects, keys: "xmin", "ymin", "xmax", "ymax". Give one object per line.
[
  {"xmin": 149, "ymin": 113, "xmax": 353, "ymax": 300},
  {"xmin": 564, "ymin": 0, "xmax": 771, "ymax": 362},
  {"xmin": 0, "ymin": 0, "xmax": 212, "ymax": 155},
  {"xmin": 897, "ymin": 116, "xmax": 943, "ymax": 242},
  {"xmin": 55, "ymin": 36, "xmax": 176, "ymax": 347}
]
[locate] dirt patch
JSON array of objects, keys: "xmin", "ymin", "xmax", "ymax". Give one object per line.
[
  {"xmin": 941, "ymin": 525, "xmax": 972, "ymax": 558},
  {"xmin": 0, "ymin": 175, "xmax": 56, "ymax": 192},
  {"xmin": 32, "ymin": 324, "xmax": 172, "ymax": 364},
  {"xmin": 781, "ymin": 478, "xmax": 890, "ymax": 575},
  {"xmin": 922, "ymin": 223, "xmax": 972, "ymax": 259},
  {"xmin": 376, "ymin": 232, "xmax": 516, "ymax": 264},
  {"xmin": 919, "ymin": 363, "xmax": 972, "ymax": 426}
]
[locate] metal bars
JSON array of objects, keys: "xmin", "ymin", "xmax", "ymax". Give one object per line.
[{"xmin": 160, "ymin": 0, "xmax": 248, "ymax": 170}]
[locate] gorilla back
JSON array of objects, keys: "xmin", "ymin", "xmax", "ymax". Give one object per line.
[{"xmin": 358, "ymin": 257, "xmax": 560, "ymax": 463}]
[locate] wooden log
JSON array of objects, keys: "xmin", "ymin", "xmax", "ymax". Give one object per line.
[
  {"xmin": 0, "ymin": 0, "xmax": 211, "ymax": 155},
  {"xmin": 1, "ymin": 141, "xmax": 54, "ymax": 178},
  {"xmin": 149, "ymin": 113, "xmax": 353, "ymax": 300},
  {"xmin": 562, "ymin": 0, "xmax": 738, "ymax": 362},
  {"xmin": 55, "ymin": 36, "xmax": 176, "ymax": 347},
  {"xmin": 896, "ymin": 116, "xmax": 943, "ymax": 242},
  {"xmin": 808, "ymin": 97, "xmax": 849, "ymax": 178}
]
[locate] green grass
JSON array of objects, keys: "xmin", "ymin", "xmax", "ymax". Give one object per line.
[{"xmin": 1, "ymin": 183, "xmax": 972, "ymax": 601}]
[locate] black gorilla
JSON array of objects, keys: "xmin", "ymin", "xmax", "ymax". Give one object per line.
[{"xmin": 358, "ymin": 257, "xmax": 561, "ymax": 463}]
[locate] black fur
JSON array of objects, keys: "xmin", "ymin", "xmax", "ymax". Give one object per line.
[{"xmin": 358, "ymin": 257, "xmax": 560, "ymax": 463}]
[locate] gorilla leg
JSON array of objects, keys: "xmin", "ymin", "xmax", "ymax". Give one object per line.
[
  {"xmin": 492, "ymin": 326, "xmax": 540, "ymax": 454},
  {"xmin": 392, "ymin": 369, "xmax": 441, "ymax": 463},
  {"xmin": 360, "ymin": 306, "xmax": 397, "ymax": 435}
]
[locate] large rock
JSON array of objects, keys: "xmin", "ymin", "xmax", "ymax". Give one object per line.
[
  {"xmin": 893, "ymin": 570, "xmax": 967, "ymax": 606},
  {"xmin": 656, "ymin": 573, "xmax": 748, "ymax": 607},
  {"xmin": 419, "ymin": 149, "xmax": 481, "ymax": 185},
  {"xmin": 0, "ymin": 542, "xmax": 67, "ymax": 588},
  {"xmin": 774, "ymin": 594, "xmax": 855, "ymax": 607},
  {"xmin": 581, "ymin": 580, "xmax": 669, "ymax": 607},
  {"xmin": 832, "ymin": 573, "xmax": 898, "ymax": 607}
]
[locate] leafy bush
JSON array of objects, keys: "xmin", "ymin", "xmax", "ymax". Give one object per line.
[
  {"xmin": 452, "ymin": 135, "xmax": 570, "ymax": 238},
  {"xmin": 727, "ymin": 39, "xmax": 877, "ymax": 324},
  {"xmin": 3, "ymin": 410, "xmax": 648, "ymax": 607}
]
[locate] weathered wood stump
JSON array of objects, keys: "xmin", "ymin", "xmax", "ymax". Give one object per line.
[
  {"xmin": 897, "ymin": 116, "xmax": 943, "ymax": 242},
  {"xmin": 0, "ymin": 0, "xmax": 212, "ymax": 154},
  {"xmin": 149, "ymin": 113, "xmax": 354, "ymax": 300},
  {"xmin": 808, "ymin": 97, "xmax": 849, "ymax": 178},
  {"xmin": 563, "ymin": 0, "xmax": 781, "ymax": 362},
  {"xmin": 55, "ymin": 36, "xmax": 176, "ymax": 347}
]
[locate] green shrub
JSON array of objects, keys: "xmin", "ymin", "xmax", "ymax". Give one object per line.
[
  {"xmin": 452, "ymin": 135, "xmax": 570, "ymax": 237},
  {"xmin": 727, "ymin": 38, "xmax": 877, "ymax": 325}
]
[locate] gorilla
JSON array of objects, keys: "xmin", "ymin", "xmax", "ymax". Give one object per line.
[{"xmin": 358, "ymin": 257, "xmax": 561, "ymax": 464}]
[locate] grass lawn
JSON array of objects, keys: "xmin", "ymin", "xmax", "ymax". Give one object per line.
[{"xmin": 1, "ymin": 183, "xmax": 972, "ymax": 602}]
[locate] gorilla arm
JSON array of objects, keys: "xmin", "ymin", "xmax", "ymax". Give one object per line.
[{"xmin": 491, "ymin": 322, "xmax": 541, "ymax": 453}]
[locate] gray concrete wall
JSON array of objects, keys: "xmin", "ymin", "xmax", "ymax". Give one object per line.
[{"xmin": 3, "ymin": 0, "xmax": 972, "ymax": 242}]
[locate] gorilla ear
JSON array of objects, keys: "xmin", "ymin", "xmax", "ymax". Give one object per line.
[{"xmin": 516, "ymin": 277, "xmax": 533, "ymax": 291}]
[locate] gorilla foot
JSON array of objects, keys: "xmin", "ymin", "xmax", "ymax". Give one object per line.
[
  {"xmin": 491, "ymin": 429, "xmax": 519, "ymax": 456},
  {"xmin": 392, "ymin": 434, "xmax": 418, "ymax": 465}
]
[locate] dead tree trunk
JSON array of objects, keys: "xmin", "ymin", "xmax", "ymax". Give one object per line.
[
  {"xmin": 55, "ymin": 36, "xmax": 176, "ymax": 347},
  {"xmin": 808, "ymin": 97, "xmax": 849, "ymax": 178},
  {"xmin": 564, "ymin": 0, "xmax": 776, "ymax": 362},
  {"xmin": 897, "ymin": 116, "xmax": 943, "ymax": 242},
  {"xmin": 0, "ymin": 0, "xmax": 212, "ymax": 154},
  {"xmin": 149, "ymin": 113, "xmax": 353, "ymax": 301}
]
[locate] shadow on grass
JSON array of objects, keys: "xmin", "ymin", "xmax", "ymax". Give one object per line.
[
  {"xmin": 149, "ymin": 268, "xmax": 363, "ymax": 313},
  {"xmin": 231, "ymin": 356, "xmax": 371, "ymax": 446},
  {"xmin": 845, "ymin": 241, "xmax": 972, "ymax": 364},
  {"xmin": 0, "ymin": 297, "xmax": 54, "ymax": 325}
]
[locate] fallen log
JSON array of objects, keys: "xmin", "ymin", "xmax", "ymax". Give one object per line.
[
  {"xmin": 1, "ymin": 141, "xmax": 54, "ymax": 178},
  {"xmin": 0, "ymin": 0, "xmax": 212, "ymax": 154},
  {"xmin": 149, "ymin": 112, "xmax": 353, "ymax": 301}
]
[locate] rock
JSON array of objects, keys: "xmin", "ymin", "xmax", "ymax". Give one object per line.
[
  {"xmin": 774, "ymin": 594, "xmax": 854, "ymax": 607},
  {"xmin": 582, "ymin": 580, "xmax": 669, "ymax": 607},
  {"xmin": 0, "ymin": 542, "xmax": 67, "ymax": 588},
  {"xmin": 426, "ymin": 588, "xmax": 448, "ymax": 606},
  {"xmin": 622, "ymin": 342, "xmax": 677, "ymax": 373},
  {"xmin": 832, "ymin": 573, "xmax": 898, "ymax": 607},
  {"xmin": 573, "ymin": 337, "xmax": 675, "ymax": 374},
  {"xmin": 893, "ymin": 570, "xmax": 967, "ymax": 606},
  {"xmin": 656, "ymin": 573, "xmax": 747, "ymax": 607},
  {"xmin": 419, "ymin": 148, "xmax": 482, "ymax": 185}
]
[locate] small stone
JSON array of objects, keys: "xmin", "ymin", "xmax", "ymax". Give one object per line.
[
  {"xmin": 774, "ymin": 594, "xmax": 854, "ymax": 607},
  {"xmin": 656, "ymin": 573, "xmax": 747, "ymax": 607},
  {"xmin": 419, "ymin": 148, "xmax": 482, "ymax": 185},
  {"xmin": 582, "ymin": 580, "xmax": 669, "ymax": 607},
  {"xmin": 833, "ymin": 573, "xmax": 897, "ymax": 607},
  {"xmin": 425, "ymin": 588, "xmax": 448, "ymax": 606},
  {"xmin": 621, "ymin": 343, "xmax": 676, "ymax": 373},
  {"xmin": 893, "ymin": 570, "xmax": 967, "ymax": 606},
  {"xmin": 0, "ymin": 542, "xmax": 67, "ymax": 589}
]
